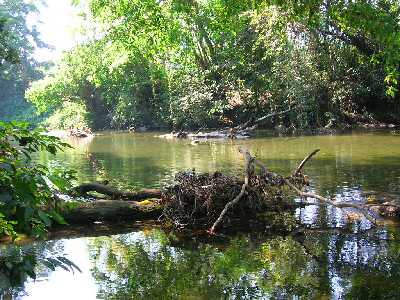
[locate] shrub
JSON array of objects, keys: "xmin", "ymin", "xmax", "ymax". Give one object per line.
[{"xmin": 0, "ymin": 121, "xmax": 75, "ymax": 238}]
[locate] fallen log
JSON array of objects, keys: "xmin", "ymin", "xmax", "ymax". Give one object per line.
[
  {"xmin": 72, "ymin": 183, "xmax": 161, "ymax": 200},
  {"xmin": 63, "ymin": 199, "xmax": 162, "ymax": 224}
]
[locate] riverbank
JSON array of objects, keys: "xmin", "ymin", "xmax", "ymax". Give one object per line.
[{"xmin": 45, "ymin": 129, "xmax": 94, "ymax": 139}]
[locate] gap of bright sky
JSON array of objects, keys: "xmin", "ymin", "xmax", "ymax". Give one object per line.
[{"xmin": 30, "ymin": 0, "xmax": 80, "ymax": 62}]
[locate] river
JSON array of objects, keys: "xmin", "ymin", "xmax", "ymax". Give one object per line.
[{"xmin": 2, "ymin": 131, "xmax": 400, "ymax": 299}]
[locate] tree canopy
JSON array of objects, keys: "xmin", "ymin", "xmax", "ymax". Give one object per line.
[
  {"xmin": 0, "ymin": 0, "xmax": 50, "ymax": 123},
  {"xmin": 22, "ymin": 0, "xmax": 400, "ymax": 130}
]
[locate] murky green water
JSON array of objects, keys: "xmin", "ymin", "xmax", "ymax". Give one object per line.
[{"xmin": 2, "ymin": 131, "xmax": 400, "ymax": 299}]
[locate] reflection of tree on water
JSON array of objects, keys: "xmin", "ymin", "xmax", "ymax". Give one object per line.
[
  {"xmin": 88, "ymin": 231, "xmax": 319, "ymax": 299},
  {"xmin": 88, "ymin": 229, "xmax": 400, "ymax": 299},
  {"xmin": 300, "ymin": 229, "xmax": 400, "ymax": 299},
  {"xmin": 0, "ymin": 241, "xmax": 80, "ymax": 299}
]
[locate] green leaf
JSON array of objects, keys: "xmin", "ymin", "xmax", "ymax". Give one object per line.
[
  {"xmin": 56, "ymin": 256, "xmax": 82, "ymax": 273},
  {"xmin": 37, "ymin": 211, "xmax": 52, "ymax": 227},
  {"xmin": 49, "ymin": 211, "xmax": 68, "ymax": 225},
  {"xmin": 42, "ymin": 260, "xmax": 56, "ymax": 271}
]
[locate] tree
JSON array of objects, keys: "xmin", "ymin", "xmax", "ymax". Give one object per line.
[
  {"xmin": 27, "ymin": 0, "xmax": 400, "ymax": 130},
  {"xmin": 0, "ymin": 0, "xmax": 50, "ymax": 122},
  {"xmin": 266, "ymin": 0, "xmax": 400, "ymax": 96}
]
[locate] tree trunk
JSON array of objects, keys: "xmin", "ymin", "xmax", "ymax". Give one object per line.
[
  {"xmin": 63, "ymin": 199, "xmax": 162, "ymax": 224},
  {"xmin": 72, "ymin": 183, "xmax": 161, "ymax": 200}
]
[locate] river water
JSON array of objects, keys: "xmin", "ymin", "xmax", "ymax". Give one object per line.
[{"xmin": 2, "ymin": 131, "xmax": 400, "ymax": 299}]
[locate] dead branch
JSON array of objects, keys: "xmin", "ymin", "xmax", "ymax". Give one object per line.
[
  {"xmin": 293, "ymin": 149, "xmax": 320, "ymax": 176},
  {"xmin": 254, "ymin": 107, "xmax": 296, "ymax": 125},
  {"xmin": 159, "ymin": 107, "xmax": 296, "ymax": 141},
  {"xmin": 366, "ymin": 202, "xmax": 400, "ymax": 209},
  {"xmin": 283, "ymin": 179, "xmax": 381, "ymax": 225},
  {"xmin": 206, "ymin": 147, "xmax": 385, "ymax": 234},
  {"xmin": 234, "ymin": 106, "xmax": 296, "ymax": 131},
  {"xmin": 284, "ymin": 149, "xmax": 383, "ymax": 225},
  {"xmin": 208, "ymin": 147, "xmax": 252, "ymax": 234},
  {"xmin": 246, "ymin": 148, "xmax": 381, "ymax": 225}
]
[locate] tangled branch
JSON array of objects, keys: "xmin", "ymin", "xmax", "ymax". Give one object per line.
[{"xmin": 208, "ymin": 147, "xmax": 385, "ymax": 233}]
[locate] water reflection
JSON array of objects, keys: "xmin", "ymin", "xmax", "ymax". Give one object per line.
[
  {"xmin": 88, "ymin": 231, "xmax": 314, "ymax": 299},
  {"xmin": 6, "ymin": 227, "xmax": 399, "ymax": 299},
  {"xmin": 0, "ymin": 239, "xmax": 80, "ymax": 299},
  {"xmin": 22, "ymin": 239, "xmax": 96, "ymax": 300},
  {"xmin": 2, "ymin": 131, "xmax": 400, "ymax": 299},
  {"xmin": 85, "ymin": 228, "xmax": 400, "ymax": 299}
]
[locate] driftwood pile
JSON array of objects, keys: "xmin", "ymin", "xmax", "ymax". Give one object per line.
[
  {"xmin": 61, "ymin": 147, "xmax": 400, "ymax": 234},
  {"xmin": 161, "ymin": 170, "xmax": 292, "ymax": 230},
  {"xmin": 68, "ymin": 127, "xmax": 92, "ymax": 138}
]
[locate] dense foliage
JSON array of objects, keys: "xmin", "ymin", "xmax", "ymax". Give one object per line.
[
  {"xmin": 0, "ymin": 121, "xmax": 74, "ymax": 238},
  {"xmin": 26, "ymin": 0, "xmax": 400, "ymax": 130},
  {"xmin": 0, "ymin": 0, "xmax": 49, "ymax": 123}
]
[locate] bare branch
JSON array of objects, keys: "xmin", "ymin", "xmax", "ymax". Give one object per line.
[
  {"xmin": 293, "ymin": 149, "xmax": 320, "ymax": 176},
  {"xmin": 208, "ymin": 147, "xmax": 252, "ymax": 234},
  {"xmin": 234, "ymin": 106, "xmax": 296, "ymax": 131},
  {"xmin": 284, "ymin": 179, "xmax": 382, "ymax": 225}
]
